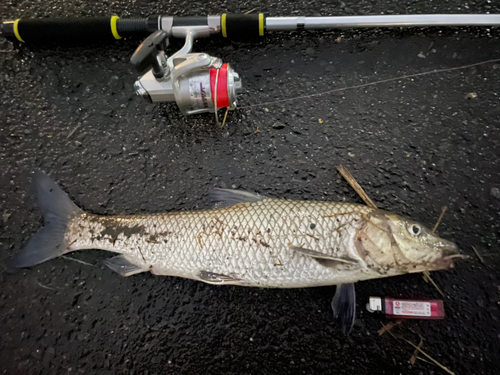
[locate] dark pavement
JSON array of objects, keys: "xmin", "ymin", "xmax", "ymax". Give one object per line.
[{"xmin": 0, "ymin": 1, "xmax": 499, "ymax": 374}]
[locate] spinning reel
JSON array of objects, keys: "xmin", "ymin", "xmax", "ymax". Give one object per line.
[{"xmin": 130, "ymin": 28, "xmax": 241, "ymax": 120}]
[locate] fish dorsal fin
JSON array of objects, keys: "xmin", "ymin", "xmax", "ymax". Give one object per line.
[
  {"xmin": 209, "ymin": 188, "xmax": 268, "ymax": 208},
  {"xmin": 289, "ymin": 246, "xmax": 359, "ymax": 265}
]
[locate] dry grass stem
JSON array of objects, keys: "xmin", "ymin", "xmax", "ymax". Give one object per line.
[
  {"xmin": 402, "ymin": 337, "xmax": 455, "ymax": 375},
  {"xmin": 61, "ymin": 255, "xmax": 94, "ymax": 266},
  {"xmin": 422, "ymin": 271, "xmax": 444, "ymax": 296},
  {"xmin": 409, "ymin": 337, "xmax": 424, "ymax": 365},
  {"xmin": 385, "ymin": 328, "xmax": 455, "ymax": 375},
  {"xmin": 67, "ymin": 124, "xmax": 81, "ymax": 139},
  {"xmin": 423, "ymin": 206, "xmax": 449, "ymax": 296},
  {"xmin": 36, "ymin": 280, "xmax": 56, "ymax": 291},
  {"xmin": 220, "ymin": 107, "xmax": 230, "ymax": 128},
  {"xmin": 432, "ymin": 206, "xmax": 448, "ymax": 232},
  {"xmin": 336, "ymin": 165, "xmax": 377, "ymax": 209},
  {"xmin": 471, "ymin": 246, "xmax": 485, "ymax": 265},
  {"xmin": 378, "ymin": 320, "xmax": 404, "ymax": 336}
]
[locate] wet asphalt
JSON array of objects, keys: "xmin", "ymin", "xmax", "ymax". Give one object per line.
[{"xmin": 0, "ymin": 1, "xmax": 499, "ymax": 374}]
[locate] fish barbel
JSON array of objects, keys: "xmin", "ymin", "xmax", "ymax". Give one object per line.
[
  {"xmin": 12, "ymin": 171, "xmax": 460, "ymax": 288},
  {"xmin": 11, "ymin": 171, "xmax": 463, "ymax": 334}
]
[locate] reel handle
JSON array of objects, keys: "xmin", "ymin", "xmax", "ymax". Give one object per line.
[{"xmin": 130, "ymin": 30, "xmax": 169, "ymax": 77}]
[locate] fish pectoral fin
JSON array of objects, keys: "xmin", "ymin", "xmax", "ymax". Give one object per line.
[
  {"xmin": 289, "ymin": 246, "xmax": 358, "ymax": 265},
  {"xmin": 331, "ymin": 283, "xmax": 356, "ymax": 336},
  {"xmin": 197, "ymin": 270, "xmax": 243, "ymax": 285},
  {"xmin": 209, "ymin": 188, "xmax": 268, "ymax": 209},
  {"xmin": 103, "ymin": 255, "xmax": 149, "ymax": 277}
]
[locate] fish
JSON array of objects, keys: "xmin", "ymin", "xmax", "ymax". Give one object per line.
[{"xmin": 11, "ymin": 171, "xmax": 463, "ymax": 334}]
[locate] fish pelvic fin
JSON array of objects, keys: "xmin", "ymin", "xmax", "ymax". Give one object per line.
[
  {"xmin": 9, "ymin": 171, "xmax": 83, "ymax": 268},
  {"xmin": 289, "ymin": 246, "xmax": 359, "ymax": 265},
  {"xmin": 331, "ymin": 283, "xmax": 356, "ymax": 336}
]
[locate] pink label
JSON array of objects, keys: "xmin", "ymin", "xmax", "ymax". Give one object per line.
[{"xmin": 392, "ymin": 300, "xmax": 431, "ymax": 316}]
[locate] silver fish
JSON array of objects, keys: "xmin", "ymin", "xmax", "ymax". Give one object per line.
[{"xmin": 11, "ymin": 171, "xmax": 463, "ymax": 334}]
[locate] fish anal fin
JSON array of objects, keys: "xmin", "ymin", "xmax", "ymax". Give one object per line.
[
  {"xmin": 103, "ymin": 255, "xmax": 149, "ymax": 277},
  {"xmin": 331, "ymin": 283, "xmax": 356, "ymax": 335},
  {"xmin": 289, "ymin": 246, "xmax": 358, "ymax": 265},
  {"xmin": 197, "ymin": 270, "xmax": 242, "ymax": 285}
]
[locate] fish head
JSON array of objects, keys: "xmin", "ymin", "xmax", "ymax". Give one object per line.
[{"xmin": 356, "ymin": 210, "xmax": 463, "ymax": 274}]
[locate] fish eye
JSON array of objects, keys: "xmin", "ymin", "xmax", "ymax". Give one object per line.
[{"xmin": 407, "ymin": 223, "xmax": 422, "ymax": 236}]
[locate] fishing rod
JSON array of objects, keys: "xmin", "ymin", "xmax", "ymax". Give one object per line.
[{"xmin": 3, "ymin": 13, "xmax": 500, "ymax": 119}]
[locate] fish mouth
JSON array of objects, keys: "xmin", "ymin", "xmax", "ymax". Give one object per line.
[
  {"xmin": 430, "ymin": 240, "xmax": 466, "ymax": 270},
  {"xmin": 432, "ymin": 253, "xmax": 468, "ymax": 270}
]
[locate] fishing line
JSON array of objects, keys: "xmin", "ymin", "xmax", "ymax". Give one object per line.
[{"xmin": 239, "ymin": 57, "xmax": 500, "ymax": 109}]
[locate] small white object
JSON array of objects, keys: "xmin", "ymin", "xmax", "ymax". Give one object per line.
[{"xmin": 368, "ymin": 296, "xmax": 382, "ymax": 312}]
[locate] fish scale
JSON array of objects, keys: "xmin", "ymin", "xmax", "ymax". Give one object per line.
[{"xmin": 66, "ymin": 199, "xmax": 374, "ymax": 287}]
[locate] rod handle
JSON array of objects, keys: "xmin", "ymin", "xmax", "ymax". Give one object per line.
[{"xmin": 1, "ymin": 16, "xmax": 159, "ymax": 44}]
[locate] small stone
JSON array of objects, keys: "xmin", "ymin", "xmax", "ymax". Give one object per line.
[{"xmin": 491, "ymin": 187, "xmax": 500, "ymax": 199}]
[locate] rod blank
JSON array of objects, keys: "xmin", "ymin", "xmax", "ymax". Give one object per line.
[{"xmin": 265, "ymin": 14, "xmax": 500, "ymax": 31}]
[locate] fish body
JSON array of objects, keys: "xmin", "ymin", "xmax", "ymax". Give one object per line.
[
  {"xmin": 13, "ymin": 171, "xmax": 461, "ymax": 289},
  {"xmin": 67, "ymin": 201, "xmax": 376, "ymax": 287}
]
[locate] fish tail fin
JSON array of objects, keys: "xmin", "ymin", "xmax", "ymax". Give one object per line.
[{"xmin": 10, "ymin": 171, "xmax": 83, "ymax": 268}]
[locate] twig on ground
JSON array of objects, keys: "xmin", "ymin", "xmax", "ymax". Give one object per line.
[
  {"xmin": 220, "ymin": 108, "xmax": 229, "ymax": 128},
  {"xmin": 401, "ymin": 337, "xmax": 455, "ymax": 375},
  {"xmin": 336, "ymin": 165, "xmax": 377, "ymax": 209},
  {"xmin": 409, "ymin": 336, "xmax": 424, "ymax": 365},
  {"xmin": 61, "ymin": 255, "xmax": 94, "ymax": 266},
  {"xmin": 67, "ymin": 124, "xmax": 81, "ymax": 139},
  {"xmin": 432, "ymin": 206, "xmax": 448, "ymax": 232},
  {"xmin": 36, "ymin": 280, "xmax": 56, "ymax": 291},
  {"xmin": 423, "ymin": 206, "xmax": 449, "ymax": 296},
  {"xmin": 417, "ymin": 357, "xmax": 435, "ymax": 365},
  {"xmin": 385, "ymin": 327, "xmax": 455, "ymax": 375},
  {"xmin": 378, "ymin": 320, "xmax": 404, "ymax": 336},
  {"xmin": 422, "ymin": 271, "xmax": 444, "ymax": 296},
  {"xmin": 471, "ymin": 246, "xmax": 485, "ymax": 265}
]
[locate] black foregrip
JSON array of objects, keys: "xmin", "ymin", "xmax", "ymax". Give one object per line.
[
  {"xmin": 116, "ymin": 16, "xmax": 159, "ymax": 36},
  {"xmin": 223, "ymin": 14, "xmax": 265, "ymax": 39}
]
